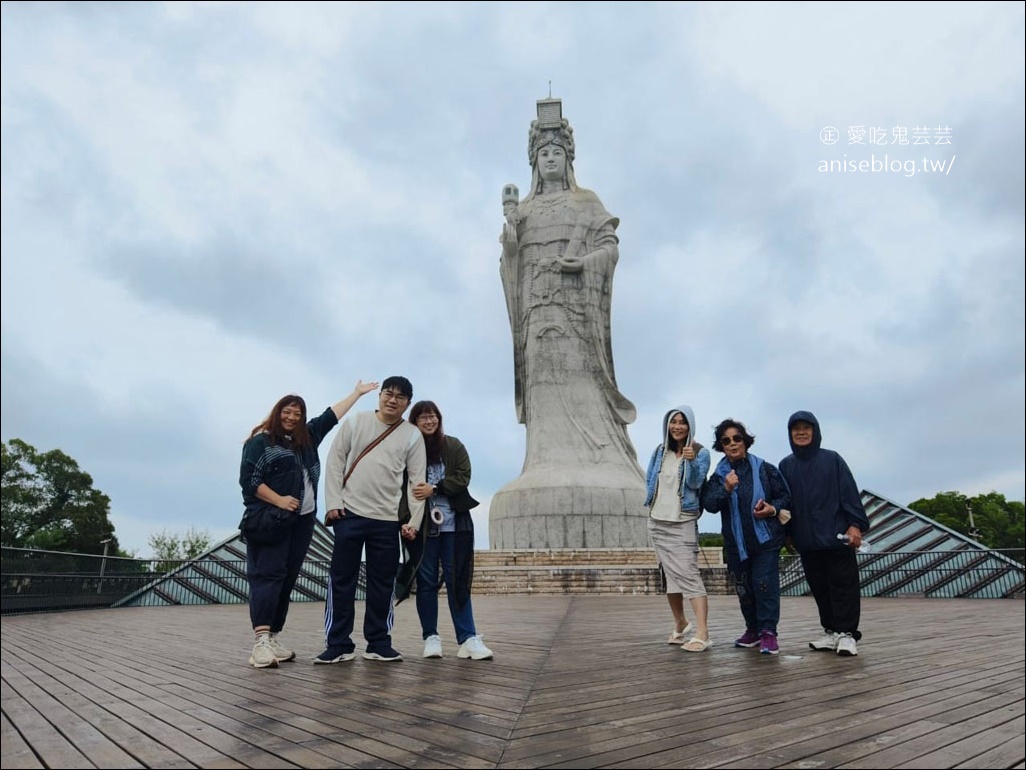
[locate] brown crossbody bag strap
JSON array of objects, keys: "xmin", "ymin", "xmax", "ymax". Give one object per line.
[{"xmin": 343, "ymin": 419, "xmax": 404, "ymax": 485}]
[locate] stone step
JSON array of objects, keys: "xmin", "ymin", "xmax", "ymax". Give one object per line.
[
  {"xmin": 475, "ymin": 548, "xmax": 725, "ymax": 568},
  {"xmin": 471, "ymin": 565, "xmax": 731, "ymax": 596},
  {"xmin": 474, "ymin": 568, "xmax": 662, "ymax": 595}
]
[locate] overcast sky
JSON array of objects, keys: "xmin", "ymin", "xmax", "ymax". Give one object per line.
[{"xmin": 2, "ymin": 2, "xmax": 1023, "ymax": 557}]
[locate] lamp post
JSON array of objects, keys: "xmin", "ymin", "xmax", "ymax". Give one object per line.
[
  {"xmin": 98, "ymin": 538, "xmax": 112, "ymax": 594},
  {"xmin": 966, "ymin": 501, "xmax": 980, "ymax": 542}
]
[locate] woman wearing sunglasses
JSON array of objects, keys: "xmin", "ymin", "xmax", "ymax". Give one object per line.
[{"xmin": 701, "ymin": 419, "xmax": 791, "ymax": 655}]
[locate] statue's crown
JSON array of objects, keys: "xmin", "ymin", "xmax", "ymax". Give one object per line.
[{"xmin": 528, "ymin": 97, "xmax": 574, "ymax": 166}]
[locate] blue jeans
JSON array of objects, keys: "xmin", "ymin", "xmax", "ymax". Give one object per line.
[
  {"xmin": 247, "ymin": 512, "xmax": 316, "ymax": 632},
  {"xmin": 725, "ymin": 547, "xmax": 781, "ymax": 634},
  {"xmin": 416, "ymin": 531, "xmax": 477, "ymax": 644},
  {"xmin": 324, "ymin": 511, "xmax": 399, "ymax": 655}
]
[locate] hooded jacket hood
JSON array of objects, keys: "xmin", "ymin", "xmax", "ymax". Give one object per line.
[
  {"xmin": 663, "ymin": 404, "xmax": 699, "ymax": 452},
  {"xmin": 644, "ymin": 403, "xmax": 710, "ymax": 516},
  {"xmin": 787, "ymin": 410, "xmax": 822, "ymax": 457}
]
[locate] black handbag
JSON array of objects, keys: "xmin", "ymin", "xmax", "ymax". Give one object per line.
[
  {"xmin": 394, "ymin": 532, "xmax": 426, "ymax": 605},
  {"xmin": 239, "ymin": 502, "xmax": 296, "ymax": 546}
]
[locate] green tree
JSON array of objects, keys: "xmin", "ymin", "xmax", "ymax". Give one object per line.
[
  {"xmin": 1, "ymin": 440, "xmax": 44, "ymax": 546},
  {"xmin": 699, "ymin": 532, "xmax": 724, "ymax": 548},
  {"xmin": 1, "ymin": 438, "xmax": 118, "ymax": 554},
  {"xmin": 908, "ymin": 491, "xmax": 1025, "ymax": 558},
  {"xmin": 147, "ymin": 527, "xmax": 212, "ymax": 571}
]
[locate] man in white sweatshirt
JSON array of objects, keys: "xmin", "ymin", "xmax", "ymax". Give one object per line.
[{"xmin": 315, "ymin": 376, "xmax": 427, "ymax": 663}]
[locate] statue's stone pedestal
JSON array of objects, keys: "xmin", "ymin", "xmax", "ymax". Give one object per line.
[{"xmin": 488, "ymin": 464, "xmax": 648, "ymax": 549}]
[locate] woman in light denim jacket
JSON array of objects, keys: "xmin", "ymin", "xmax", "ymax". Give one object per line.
[{"xmin": 643, "ymin": 405, "xmax": 712, "ymax": 652}]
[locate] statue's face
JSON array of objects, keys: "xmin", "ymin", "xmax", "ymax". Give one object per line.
[{"xmin": 536, "ymin": 143, "xmax": 567, "ymax": 182}]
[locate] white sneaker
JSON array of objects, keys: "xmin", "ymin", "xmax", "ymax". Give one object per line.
[
  {"xmin": 423, "ymin": 635, "xmax": 443, "ymax": 658},
  {"xmin": 249, "ymin": 636, "xmax": 279, "ymax": 668},
  {"xmin": 809, "ymin": 631, "xmax": 840, "ymax": 652},
  {"xmin": 457, "ymin": 635, "xmax": 493, "ymax": 660},
  {"xmin": 269, "ymin": 633, "xmax": 295, "ymax": 662},
  {"xmin": 836, "ymin": 633, "xmax": 858, "ymax": 656}
]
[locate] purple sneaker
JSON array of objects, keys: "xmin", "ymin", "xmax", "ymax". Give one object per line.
[
  {"xmin": 759, "ymin": 630, "xmax": 779, "ymax": 655},
  {"xmin": 734, "ymin": 629, "xmax": 760, "ymax": 648}
]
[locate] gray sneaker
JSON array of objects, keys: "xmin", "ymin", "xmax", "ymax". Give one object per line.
[
  {"xmin": 809, "ymin": 631, "xmax": 840, "ymax": 652},
  {"xmin": 836, "ymin": 633, "xmax": 858, "ymax": 656},
  {"xmin": 269, "ymin": 633, "xmax": 295, "ymax": 662},
  {"xmin": 249, "ymin": 637, "xmax": 279, "ymax": 668}
]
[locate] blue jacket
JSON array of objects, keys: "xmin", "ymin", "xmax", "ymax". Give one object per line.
[
  {"xmin": 779, "ymin": 410, "xmax": 870, "ymax": 552},
  {"xmin": 701, "ymin": 452, "xmax": 790, "ymax": 557},
  {"xmin": 643, "ymin": 404, "xmax": 710, "ymax": 515}
]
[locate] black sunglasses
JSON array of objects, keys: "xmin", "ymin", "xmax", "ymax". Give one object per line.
[{"xmin": 720, "ymin": 434, "xmax": 745, "ymax": 446}]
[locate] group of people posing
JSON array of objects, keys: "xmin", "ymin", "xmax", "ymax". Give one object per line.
[
  {"xmin": 645, "ymin": 405, "xmax": 870, "ymax": 658},
  {"xmin": 238, "ymin": 379, "xmax": 870, "ymax": 669},
  {"xmin": 239, "ymin": 376, "xmax": 492, "ymax": 669}
]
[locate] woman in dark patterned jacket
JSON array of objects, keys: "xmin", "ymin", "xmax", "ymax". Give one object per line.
[{"xmin": 239, "ymin": 380, "xmax": 377, "ymax": 668}]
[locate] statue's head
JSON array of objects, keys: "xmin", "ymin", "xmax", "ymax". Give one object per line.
[
  {"xmin": 525, "ymin": 97, "xmax": 579, "ymax": 196},
  {"xmin": 528, "ymin": 118, "xmax": 575, "ymax": 168}
]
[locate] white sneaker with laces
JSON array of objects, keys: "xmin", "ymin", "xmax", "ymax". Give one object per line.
[
  {"xmin": 249, "ymin": 636, "xmax": 279, "ymax": 668},
  {"xmin": 809, "ymin": 631, "xmax": 840, "ymax": 652},
  {"xmin": 423, "ymin": 635, "xmax": 443, "ymax": 658},
  {"xmin": 269, "ymin": 633, "xmax": 295, "ymax": 662},
  {"xmin": 457, "ymin": 635, "xmax": 494, "ymax": 660},
  {"xmin": 836, "ymin": 633, "xmax": 858, "ymax": 656}
]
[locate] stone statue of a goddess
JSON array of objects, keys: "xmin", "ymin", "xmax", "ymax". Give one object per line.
[{"xmin": 490, "ymin": 97, "xmax": 647, "ymax": 550}]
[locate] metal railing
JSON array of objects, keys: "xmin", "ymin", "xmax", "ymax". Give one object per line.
[
  {"xmin": 780, "ymin": 548, "xmax": 1025, "ymax": 599},
  {"xmin": 0, "ymin": 547, "xmax": 363, "ymax": 615},
  {"xmin": 3, "ymin": 546, "xmax": 1022, "ymax": 615}
]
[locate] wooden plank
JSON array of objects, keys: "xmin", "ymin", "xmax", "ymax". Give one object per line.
[
  {"xmin": 0, "ymin": 595, "xmax": 1023, "ymax": 770},
  {"xmin": 3, "ymin": 655, "xmax": 187, "ymax": 769},
  {"xmin": 766, "ymin": 678, "xmax": 1024, "ymax": 769},
  {"xmin": 952, "ymin": 736, "xmax": 1026, "ymax": 769},
  {"xmin": 498, "ymin": 600, "xmax": 1021, "ymax": 767},
  {"xmin": 3, "ymin": 611, "xmax": 517, "ymax": 768},
  {"xmin": 1, "ymin": 640, "xmax": 296, "ymax": 769},
  {"xmin": 2, "ymin": 644, "xmax": 248, "ymax": 769},
  {"xmin": 0, "ymin": 711, "xmax": 44, "ymax": 769},
  {"xmin": 838, "ymin": 698, "xmax": 1026, "ymax": 769},
  {"xmin": 0, "ymin": 670, "xmax": 93, "ymax": 769},
  {"xmin": 890, "ymin": 705, "xmax": 1025, "ymax": 769}
]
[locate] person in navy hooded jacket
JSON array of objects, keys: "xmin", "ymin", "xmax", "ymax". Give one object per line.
[{"xmin": 779, "ymin": 411, "xmax": 870, "ymax": 657}]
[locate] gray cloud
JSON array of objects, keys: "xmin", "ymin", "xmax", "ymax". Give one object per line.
[{"xmin": 3, "ymin": 3, "xmax": 1022, "ymax": 555}]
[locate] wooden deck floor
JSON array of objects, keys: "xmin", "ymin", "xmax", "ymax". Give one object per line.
[{"xmin": 1, "ymin": 595, "xmax": 1024, "ymax": 769}]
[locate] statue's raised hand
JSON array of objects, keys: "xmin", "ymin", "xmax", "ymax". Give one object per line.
[{"xmin": 501, "ymin": 213, "xmax": 518, "ymax": 247}]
